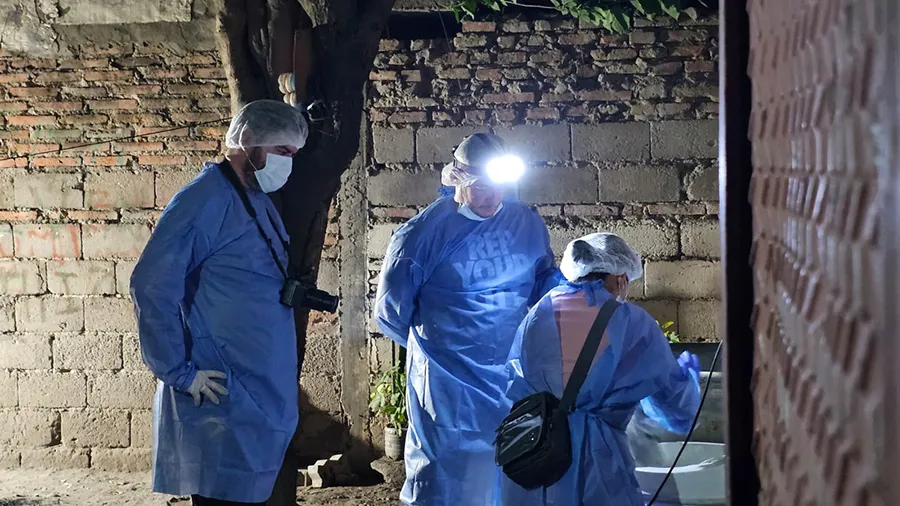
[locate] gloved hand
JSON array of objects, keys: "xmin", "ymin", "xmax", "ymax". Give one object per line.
[
  {"xmin": 187, "ymin": 370, "xmax": 228, "ymax": 406},
  {"xmin": 677, "ymin": 351, "xmax": 701, "ymax": 377}
]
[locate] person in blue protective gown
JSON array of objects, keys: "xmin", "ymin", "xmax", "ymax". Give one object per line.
[
  {"xmin": 130, "ymin": 100, "xmax": 308, "ymax": 506},
  {"xmin": 374, "ymin": 133, "xmax": 563, "ymax": 506},
  {"xmin": 499, "ymin": 232, "xmax": 702, "ymax": 506}
]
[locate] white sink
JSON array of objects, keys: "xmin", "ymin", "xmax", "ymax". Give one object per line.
[{"xmin": 634, "ymin": 442, "xmax": 726, "ymax": 505}]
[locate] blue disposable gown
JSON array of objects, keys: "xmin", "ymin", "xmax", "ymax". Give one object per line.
[
  {"xmin": 131, "ymin": 162, "xmax": 298, "ymax": 503},
  {"xmin": 501, "ymin": 281, "xmax": 701, "ymax": 506},
  {"xmin": 374, "ymin": 196, "xmax": 561, "ymax": 506}
]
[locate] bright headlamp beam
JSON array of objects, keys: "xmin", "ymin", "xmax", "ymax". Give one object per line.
[{"xmin": 485, "ymin": 155, "xmax": 525, "ymax": 184}]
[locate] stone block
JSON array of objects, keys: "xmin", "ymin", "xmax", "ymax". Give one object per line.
[
  {"xmin": 645, "ymin": 260, "xmax": 721, "ymax": 299},
  {"xmin": 317, "ymin": 260, "xmax": 339, "ymax": 295},
  {"xmin": 131, "ymin": 409, "xmax": 153, "ymax": 448},
  {"xmin": 14, "ymin": 173, "xmax": 83, "ymax": 209},
  {"xmin": 367, "ymin": 224, "xmax": 400, "ymax": 259},
  {"xmin": 679, "ymin": 300, "xmax": 722, "ymax": 341},
  {"xmin": 373, "ymin": 127, "xmax": 415, "ymax": 164},
  {"xmin": 0, "ymin": 224, "xmax": 13, "ymax": 258},
  {"xmin": 0, "ymin": 409, "xmax": 58, "ymax": 446},
  {"xmin": 599, "ymin": 220, "xmax": 679, "ymax": 259},
  {"xmin": 0, "ymin": 260, "xmax": 44, "ymax": 294},
  {"xmin": 84, "ymin": 297, "xmax": 136, "ymax": 332},
  {"xmin": 686, "ymin": 165, "xmax": 719, "ymax": 201},
  {"xmin": 651, "ymin": 120, "xmax": 718, "ymax": 159},
  {"xmin": 46, "ymin": 260, "xmax": 116, "ymax": 295},
  {"xmin": 19, "ymin": 371, "xmax": 87, "ymax": 408},
  {"xmin": 116, "ymin": 260, "xmax": 137, "ymax": 296},
  {"xmin": 0, "ymin": 172, "xmax": 13, "ymax": 209},
  {"xmin": 519, "ymin": 167, "xmax": 598, "ymax": 205},
  {"xmin": 304, "ymin": 333, "xmax": 339, "ymax": 376},
  {"xmin": 598, "ymin": 165, "xmax": 681, "ymax": 202},
  {"xmin": 636, "ymin": 300, "xmax": 679, "ymax": 330},
  {"xmin": 494, "ymin": 124, "xmax": 571, "ymax": 163},
  {"xmin": 301, "ymin": 375, "xmax": 342, "ymax": 414},
  {"xmin": 0, "ymin": 371, "xmax": 16, "ymax": 407},
  {"xmin": 90, "ymin": 448, "xmax": 152, "ymax": 472},
  {"xmin": 54, "ymin": 333, "xmax": 123, "ymax": 370},
  {"xmin": 16, "ymin": 296, "xmax": 83, "ymax": 332},
  {"xmin": 82, "ymin": 224, "xmax": 152, "ymax": 259},
  {"xmin": 416, "ymin": 127, "xmax": 488, "ymax": 164},
  {"xmin": 54, "ymin": 0, "xmax": 191, "ymax": 24},
  {"xmin": 122, "ymin": 334, "xmax": 144, "ymax": 370},
  {"xmin": 368, "ymin": 336, "xmax": 395, "ymax": 373},
  {"xmin": 20, "ymin": 447, "xmax": 90, "ymax": 469},
  {"xmin": 85, "ymin": 171, "xmax": 155, "ymax": 209},
  {"xmin": 572, "ymin": 123, "xmax": 650, "ymax": 161},
  {"xmin": 681, "ymin": 220, "xmax": 721, "ymax": 258},
  {"xmin": 155, "ymin": 170, "xmax": 198, "ymax": 207},
  {"xmin": 88, "ymin": 372, "xmax": 157, "ymax": 409},
  {"xmin": 61, "ymin": 409, "xmax": 129, "ymax": 448},
  {"xmin": 0, "ymin": 334, "xmax": 52, "ymax": 369},
  {"xmin": 0, "ymin": 448, "xmax": 19, "ymax": 468},
  {"xmin": 12, "ymin": 224, "xmax": 81, "ymax": 259},
  {"xmin": 368, "ymin": 171, "xmax": 441, "ymax": 207},
  {"xmin": 0, "ymin": 300, "xmax": 13, "ymax": 332}
]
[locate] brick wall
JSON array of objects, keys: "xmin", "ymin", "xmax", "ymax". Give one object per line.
[{"xmin": 1, "ymin": 13, "xmax": 721, "ymax": 470}]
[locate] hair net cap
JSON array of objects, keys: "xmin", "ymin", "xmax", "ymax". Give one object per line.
[
  {"xmin": 225, "ymin": 100, "xmax": 308, "ymax": 150},
  {"xmin": 560, "ymin": 232, "xmax": 643, "ymax": 283},
  {"xmin": 441, "ymin": 133, "xmax": 509, "ymax": 187}
]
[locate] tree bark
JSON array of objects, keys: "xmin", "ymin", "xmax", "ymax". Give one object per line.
[{"xmin": 215, "ymin": 1, "xmax": 395, "ymax": 504}]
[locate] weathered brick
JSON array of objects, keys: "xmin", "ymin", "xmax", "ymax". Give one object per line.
[
  {"xmin": 454, "ymin": 34, "xmax": 487, "ymax": 49},
  {"xmin": 141, "ymin": 68, "xmax": 188, "ymax": 80},
  {"xmin": 598, "ymin": 165, "xmax": 681, "ymax": 202},
  {"xmin": 60, "ymin": 86, "xmax": 107, "ymax": 99},
  {"xmin": 630, "ymin": 31, "xmax": 657, "ymax": 44},
  {"xmin": 138, "ymin": 155, "xmax": 187, "ymax": 166},
  {"xmin": 372, "ymin": 127, "xmax": 414, "ymax": 164},
  {"xmin": 0, "ymin": 225, "xmax": 13, "ymax": 258},
  {"xmin": 416, "ymin": 126, "xmax": 488, "ymax": 163},
  {"xmin": 62, "ymin": 410, "xmax": 129, "ymax": 448},
  {"xmin": 7, "ymin": 87, "xmax": 58, "ymax": 98},
  {"xmin": 501, "ymin": 20, "xmax": 530, "ymax": 33},
  {"xmin": 87, "ymin": 372, "xmax": 156, "ymax": 409},
  {"xmin": 7, "ymin": 115, "xmax": 57, "ymax": 127},
  {"xmin": 576, "ymin": 90, "xmax": 633, "ymax": 101},
  {"xmin": 91, "ymin": 448, "xmax": 151, "ymax": 472},
  {"xmin": 572, "ymin": 123, "xmax": 651, "ymax": 161},
  {"xmin": 0, "ymin": 261, "xmax": 44, "ymax": 295},
  {"xmin": 0, "ymin": 300, "xmax": 13, "ymax": 332},
  {"xmin": 54, "ymin": 332, "xmax": 123, "ymax": 370},
  {"xmin": 520, "ymin": 167, "xmax": 597, "ymax": 205},
  {"xmin": 19, "ymin": 371, "xmax": 87, "ymax": 408},
  {"xmin": 131, "ymin": 409, "xmax": 153, "ymax": 447},
  {"xmin": 82, "ymin": 224, "xmax": 152, "ymax": 259},
  {"xmin": 0, "ymin": 410, "xmax": 59, "ymax": 446},
  {"xmin": 0, "ymin": 334, "xmax": 51, "ymax": 369},
  {"xmin": 637, "ymin": 300, "xmax": 679, "ymax": 330},
  {"xmin": 484, "ymin": 92, "xmax": 534, "ymax": 104},
  {"xmin": 84, "ymin": 297, "xmax": 137, "ymax": 333},
  {"xmin": 84, "ymin": 70, "xmax": 135, "ymax": 82},
  {"xmin": 645, "ymin": 260, "xmax": 721, "ymax": 298},
  {"xmin": 686, "ymin": 165, "xmax": 719, "ymax": 201},
  {"xmin": 651, "ymin": 120, "xmax": 718, "ymax": 159},
  {"xmin": 678, "ymin": 300, "xmax": 721, "ymax": 341},
  {"xmin": 13, "ymin": 173, "xmax": 82, "ymax": 209},
  {"xmin": 437, "ymin": 68, "xmax": 473, "ymax": 79},
  {"xmin": 643, "ymin": 202, "xmax": 708, "ymax": 216},
  {"xmin": 387, "ymin": 111, "xmax": 427, "ymax": 124},
  {"xmin": 155, "ymin": 171, "xmax": 199, "ymax": 206},
  {"xmin": 114, "ymin": 141, "xmax": 164, "ymax": 153},
  {"xmin": 591, "ymin": 48, "xmax": 639, "ymax": 61},
  {"xmin": 20, "ymin": 447, "xmax": 89, "ymax": 469},
  {"xmin": 0, "ymin": 101, "xmax": 27, "ymax": 112},
  {"xmin": 0, "ymin": 448, "xmax": 19, "ymax": 468},
  {"xmin": 30, "ymin": 156, "xmax": 82, "ymax": 168},
  {"xmin": 673, "ymin": 85, "xmax": 718, "ymax": 100},
  {"xmin": 122, "ymin": 333, "xmax": 143, "ymax": 370},
  {"xmin": 9, "ymin": 142, "xmax": 60, "ymax": 154},
  {"xmin": 15, "ymin": 297, "xmax": 83, "ymax": 333},
  {"xmin": 112, "ymin": 84, "xmax": 162, "ymax": 96},
  {"xmin": 560, "ymin": 32, "xmax": 596, "ymax": 45},
  {"xmin": 66, "ymin": 210, "xmax": 118, "ymax": 221},
  {"xmin": 369, "ymin": 70, "xmax": 398, "ymax": 81},
  {"xmin": 165, "ymin": 140, "xmax": 219, "ymax": 151},
  {"xmin": 82, "ymin": 156, "xmax": 130, "ymax": 166},
  {"xmin": 685, "ymin": 60, "xmax": 717, "ymax": 73},
  {"xmin": 368, "ymin": 171, "xmax": 440, "ymax": 207},
  {"xmin": 463, "ymin": 21, "xmax": 496, "ymax": 32},
  {"xmin": 115, "ymin": 260, "xmax": 137, "ymax": 296},
  {"xmin": 0, "ymin": 371, "xmax": 16, "ymax": 407},
  {"xmin": 681, "ymin": 220, "xmax": 721, "ymax": 258},
  {"xmin": 301, "ymin": 375, "xmax": 342, "ymax": 414},
  {"xmin": 601, "ymin": 220, "xmax": 679, "ymax": 259},
  {"xmin": 84, "ymin": 171, "xmax": 154, "ymax": 209},
  {"xmin": 494, "ymin": 124, "xmax": 570, "ymax": 163},
  {"xmin": 526, "ymin": 107, "xmax": 560, "ymax": 121},
  {"xmin": 191, "ymin": 67, "xmax": 226, "ymax": 79},
  {"xmin": 0, "ymin": 211, "xmax": 37, "ymax": 221},
  {"xmin": 165, "ymin": 83, "xmax": 215, "ymax": 96},
  {"xmin": 368, "ymin": 224, "xmax": 401, "ymax": 258},
  {"xmin": 12, "ymin": 224, "xmax": 81, "ymax": 259},
  {"xmin": 564, "ymin": 204, "xmax": 621, "ymax": 217},
  {"xmin": 58, "ymin": 115, "xmax": 108, "ymax": 126},
  {"xmin": 492, "ymin": 109, "xmax": 518, "ymax": 122},
  {"xmin": 497, "ymin": 52, "xmax": 527, "ymax": 65}
]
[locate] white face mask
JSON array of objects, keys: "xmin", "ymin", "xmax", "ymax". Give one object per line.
[
  {"xmin": 458, "ymin": 202, "xmax": 503, "ymax": 221},
  {"xmin": 250, "ymin": 152, "xmax": 293, "ymax": 193}
]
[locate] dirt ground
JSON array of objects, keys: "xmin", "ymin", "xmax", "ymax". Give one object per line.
[{"xmin": 0, "ymin": 469, "xmax": 401, "ymax": 506}]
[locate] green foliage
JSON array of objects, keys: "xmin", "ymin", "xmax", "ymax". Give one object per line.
[
  {"xmin": 369, "ymin": 364, "xmax": 408, "ymax": 429},
  {"xmin": 657, "ymin": 320, "xmax": 681, "ymax": 343},
  {"xmin": 453, "ymin": 0, "xmax": 703, "ymax": 34}
]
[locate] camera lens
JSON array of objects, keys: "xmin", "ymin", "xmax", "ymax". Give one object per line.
[{"xmin": 306, "ymin": 289, "xmax": 339, "ymax": 313}]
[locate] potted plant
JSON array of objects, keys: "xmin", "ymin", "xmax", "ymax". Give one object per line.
[
  {"xmin": 658, "ymin": 320, "xmax": 721, "ymax": 372},
  {"xmin": 369, "ymin": 364, "xmax": 408, "ymax": 461}
]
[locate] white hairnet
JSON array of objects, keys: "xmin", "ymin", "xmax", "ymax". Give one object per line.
[
  {"xmin": 224, "ymin": 100, "xmax": 308, "ymax": 150},
  {"xmin": 560, "ymin": 232, "xmax": 643, "ymax": 283},
  {"xmin": 441, "ymin": 164, "xmax": 479, "ymax": 187}
]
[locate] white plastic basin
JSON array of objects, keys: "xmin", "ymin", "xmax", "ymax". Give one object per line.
[{"xmin": 634, "ymin": 442, "xmax": 726, "ymax": 505}]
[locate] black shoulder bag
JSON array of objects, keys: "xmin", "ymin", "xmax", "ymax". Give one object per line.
[{"xmin": 494, "ymin": 298, "xmax": 620, "ymax": 490}]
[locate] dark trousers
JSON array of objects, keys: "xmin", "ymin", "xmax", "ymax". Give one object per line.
[{"xmin": 191, "ymin": 496, "xmax": 265, "ymax": 506}]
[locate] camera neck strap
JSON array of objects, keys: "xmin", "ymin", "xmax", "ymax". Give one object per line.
[
  {"xmin": 559, "ymin": 298, "xmax": 621, "ymax": 412},
  {"xmin": 217, "ymin": 160, "xmax": 291, "ymax": 280}
]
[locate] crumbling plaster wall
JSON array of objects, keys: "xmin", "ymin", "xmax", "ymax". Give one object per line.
[{"xmin": 0, "ymin": 3, "xmax": 721, "ymax": 469}]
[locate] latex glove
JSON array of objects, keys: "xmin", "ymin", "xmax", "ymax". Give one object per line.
[
  {"xmin": 677, "ymin": 351, "xmax": 701, "ymax": 377},
  {"xmin": 187, "ymin": 370, "xmax": 228, "ymax": 406}
]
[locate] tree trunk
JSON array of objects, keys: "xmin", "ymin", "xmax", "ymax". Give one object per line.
[{"xmin": 215, "ymin": 1, "xmax": 395, "ymax": 504}]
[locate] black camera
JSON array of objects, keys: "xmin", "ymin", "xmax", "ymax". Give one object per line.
[{"xmin": 280, "ymin": 279, "xmax": 339, "ymax": 313}]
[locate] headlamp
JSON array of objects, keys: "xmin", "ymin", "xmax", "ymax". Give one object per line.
[{"xmin": 485, "ymin": 155, "xmax": 525, "ymax": 184}]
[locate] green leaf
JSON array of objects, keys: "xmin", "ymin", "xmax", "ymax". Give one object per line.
[
  {"xmin": 684, "ymin": 7, "xmax": 699, "ymax": 20},
  {"xmin": 658, "ymin": 0, "xmax": 681, "ymax": 20},
  {"xmin": 606, "ymin": 6, "xmax": 632, "ymax": 33}
]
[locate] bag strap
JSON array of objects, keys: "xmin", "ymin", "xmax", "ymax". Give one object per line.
[{"xmin": 559, "ymin": 298, "xmax": 621, "ymax": 412}]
